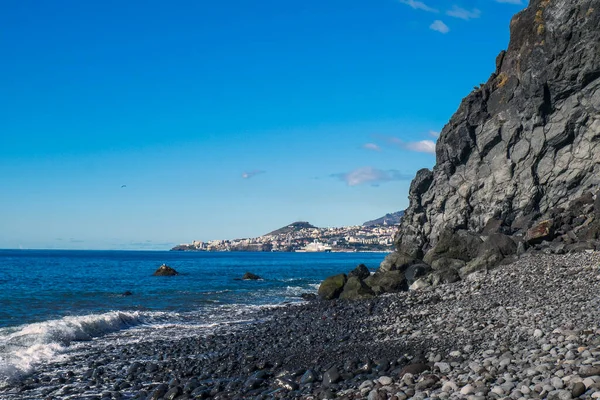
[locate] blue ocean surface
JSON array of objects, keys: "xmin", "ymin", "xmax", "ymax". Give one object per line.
[{"xmin": 0, "ymin": 250, "xmax": 386, "ymax": 386}]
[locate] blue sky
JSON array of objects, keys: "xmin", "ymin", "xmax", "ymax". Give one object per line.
[{"xmin": 0, "ymin": 0, "xmax": 526, "ymax": 250}]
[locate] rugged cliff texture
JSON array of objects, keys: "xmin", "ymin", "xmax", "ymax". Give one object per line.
[
  {"xmin": 319, "ymin": 0, "xmax": 600, "ymax": 300},
  {"xmin": 394, "ymin": 0, "xmax": 600, "ymax": 263}
]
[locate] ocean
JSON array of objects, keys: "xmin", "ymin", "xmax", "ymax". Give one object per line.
[{"xmin": 0, "ymin": 249, "xmax": 386, "ymax": 389}]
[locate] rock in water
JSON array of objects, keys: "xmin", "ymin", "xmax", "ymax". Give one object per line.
[
  {"xmin": 242, "ymin": 272, "xmax": 262, "ymax": 280},
  {"xmin": 153, "ymin": 264, "xmax": 179, "ymax": 276},
  {"xmin": 385, "ymin": 0, "xmax": 600, "ymax": 272}
]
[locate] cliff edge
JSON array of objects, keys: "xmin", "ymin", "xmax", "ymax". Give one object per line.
[{"xmin": 383, "ymin": 0, "xmax": 600, "ymax": 278}]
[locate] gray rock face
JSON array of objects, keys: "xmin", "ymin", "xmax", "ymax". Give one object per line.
[{"xmin": 394, "ymin": 0, "xmax": 600, "ymax": 262}]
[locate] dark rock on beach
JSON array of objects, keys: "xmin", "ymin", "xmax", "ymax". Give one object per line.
[
  {"xmin": 339, "ymin": 276, "xmax": 375, "ymax": 300},
  {"xmin": 364, "ymin": 270, "xmax": 407, "ymax": 294},
  {"xmin": 348, "ymin": 263, "xmax": 370, "ymax": 280},
  {"xmin": 300, "ymin": 293, "xmax": 317, "ymax": 301},
  {"xmin": 152, "ymin": 264, "xmax": 178, "ymax": 276},
  {"xmin": 318, "ymin": 273, "xmax": 347, "ymax": 300}
]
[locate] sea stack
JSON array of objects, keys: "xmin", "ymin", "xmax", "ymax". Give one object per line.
[
  {"xmin": 152, "ymin": 264, "xmax": 179, "ymax": 276},
  {"xmin": 242, "ymin": 272, "xmax": 262, "ymax": 280},
  {"xmin": 378, "ymin": 0, "xmax": 600, "ymax": 282}
]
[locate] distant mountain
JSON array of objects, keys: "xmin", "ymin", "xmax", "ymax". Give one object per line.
[
  {"xmin": 362, "ymin": 211, "xmax": 404, "ymax": 227},
  {"xmin": 265, "ymin": 221, "xmax": 317, "ymax": 236}
]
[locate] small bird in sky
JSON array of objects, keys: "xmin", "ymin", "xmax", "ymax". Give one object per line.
[{"xmin": 121, "ymin": 185, "xmax": 127, "ymax": 188}]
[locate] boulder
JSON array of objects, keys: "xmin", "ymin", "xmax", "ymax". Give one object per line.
[
  {"xmin": 242, "ymin": 272, "xmax": 262, "ymax": 280},
  {"xmin": 300, "ymin": 293, "xmax": 317, "ymax": 301},
  {"xmin": 461, "ymin": 233, "xmax": 518, "ymax": 276},
  {"xmin": 526, "ymin": 220, "xmax": 555, "ymax": 244},
  {"xmin": 430, "ymin": 269, "xmax": 461, "ymax": 286},
  {"xmin": 409, "ymin": 278, "xmax": 430, "ymax": 291},
  {"xmin": 378, "ymin": 252, "xmax": 417, "ymax": 273},
  {"xmin": 364, "ymin": 270, "xmax": 407, "ymax": 293},
  {"xmin": 318, "ymin": 274, "xmax": 347, "ymax": 300},
  {"xmin": 348, "ymin": 264, "xmax": 370, "ymax": 280},
  {"xmin": 430, "ymin": 258, "xmax": 466, "ymax": 271},
  {"xmin": 404, "ymin": 263, "xmax": 432, "ymax": 286},
  {"xmin": 423, "ymin": 230, "xmax": 483, "ymax": 265},
  {"xmin": 153, "ymin": 264, "xmax": 179, "ymax": 276},
  {"xmin": 339, "ymin": 277, "xmax": 375, "ymax": 300}
]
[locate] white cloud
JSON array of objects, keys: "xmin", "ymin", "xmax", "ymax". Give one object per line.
[
  {"xmin": 242, "ymin": 170, "xmax": 265, "ymax": 179},
  {"xmin": 373, "ymin": 134, "xmax": 437, "ymax": 154},
  {"xmin": 399, "ymin": 0, "xmax": 439, "ymax": 13},
  {"xmin": 404, "ymin": 140, "xmax": 436, "ymax": 153},
  {"xmin": 362, "ymin": 143, "xmax": 381, "ymax": 151},
  {"xmin": 333, "ymin": 167, "xmax": 412, "ymax": 186},
  {"xmin": 447, "ymin": 6, "xmax": 481, "ymax": 20},
  {"xmin": 495, "ymin": 0, "xmax": 522, "ymax": 4},
  {"xmin": 430, "ymin": 20, "xmax": 450, "ymax": 34}
]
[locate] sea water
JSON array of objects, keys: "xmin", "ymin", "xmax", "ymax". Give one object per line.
[{"xmin": 0, "ymin": 250, "xmax": 386, "ymax": 386}]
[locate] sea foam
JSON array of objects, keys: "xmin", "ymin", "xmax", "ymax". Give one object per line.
[{"xmin": 0, "ymin": 311, "xmax": 147, "ymax": 385}]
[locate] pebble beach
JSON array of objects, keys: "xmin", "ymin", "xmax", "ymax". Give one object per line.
[{"xmin": 3, "ymin": 251, "xmax": 600, "ymax": 399}]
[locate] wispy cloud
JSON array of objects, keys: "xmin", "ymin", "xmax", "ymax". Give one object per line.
[
  {"xmin": 429, "ymin": 130, "xmax": 440, "ymax": 138},
  {"xmin": 430, "ymin": 20, "xmax": 450, "ymax": 34},
  {"xmin": 495, "ymin": 0, "xmax": 522, "ymax": 4},
  {"xmin": 375, "ymin": 135, "xmax": 437, "ymax": 154},
  {"xmin": 362, "ymin": 143, "xmax": 381, "ymax": 152},
  {"xmin": 399, "ymin": 0, "xmax": 439, "ymax": 13},
  {"xmin": 333, "ymin": 167, "xmax": 412, "ymax": 187},
  {"xmin": 242, "ymin": 170, "xmax": 265, "ymax": 179},
  {"xmin": 447, "ymin": 6, "xmax": 481, "ymax": 20},
  {"xmin": 404, "ymin": 140, "xmax": 436, "ymax": 153}
]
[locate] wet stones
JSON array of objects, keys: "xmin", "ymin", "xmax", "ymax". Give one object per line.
[
  {"xmin": 322, "ymin": 367, "xmax": 341, "ymax": 387},
  {"xmin": 6, "ymin": 252, "xmax": 600, "ymax": 400}
]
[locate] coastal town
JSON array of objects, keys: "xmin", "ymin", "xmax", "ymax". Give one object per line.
[{"xmin": 171, "ymin": 213, "xmax": 402, "ymax": 252}]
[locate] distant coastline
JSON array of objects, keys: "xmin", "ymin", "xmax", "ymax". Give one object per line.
[{"xmin": 171, "ymin": 212, "xmax": 403, "ymax": 253}]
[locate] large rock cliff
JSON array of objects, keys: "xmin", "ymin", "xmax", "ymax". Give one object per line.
[
  {"xmin": 392, "ymin": 0, "xmax": 600, "ymax": 267},
  {"xmin": 319, "ymin": 0, "xmax": 600, "ymax": 300}
]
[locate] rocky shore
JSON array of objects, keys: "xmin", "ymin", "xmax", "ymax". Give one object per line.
[{"xmin": 3, "ymin": 251, "xmax": 600, "ymax": 399}]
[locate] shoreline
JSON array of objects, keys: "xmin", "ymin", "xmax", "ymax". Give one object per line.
[{"xmin": 2, "ymin": 251, "xmax": 600, "ymax": 399}]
